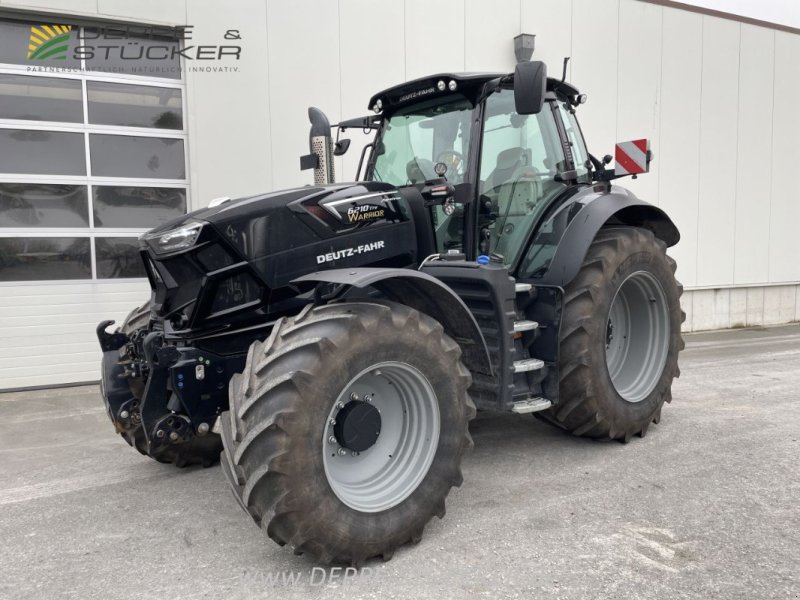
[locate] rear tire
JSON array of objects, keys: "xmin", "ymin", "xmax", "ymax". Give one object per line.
[
  {"xmin": 220, "ymin": 301, "xmax": 475, "ymax": 564},
  {"xmin": 112, "ymin": 300, "xmax": 222, "ymax": 468},
  {"xmin": 543, "ymin": 227, "xmax": 684, "ymax": 441}
]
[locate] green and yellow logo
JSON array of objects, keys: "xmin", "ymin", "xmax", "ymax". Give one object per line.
[{"xmin": 27, "ymin": 24, "xmax": 73, "ymax": 60}]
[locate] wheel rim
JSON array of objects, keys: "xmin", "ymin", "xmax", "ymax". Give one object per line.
[
  {"xmin": 605, "ymin": 270, "xmax": 670, "ymax": 403},
  {"xmin": 322, "ymin": 361, "xmax": 440, "ymax": 513}
]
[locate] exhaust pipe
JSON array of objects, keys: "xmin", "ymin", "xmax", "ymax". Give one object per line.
[{"xmin": 300, "ymin": 107, "xmax": 335, "ymax": 185}]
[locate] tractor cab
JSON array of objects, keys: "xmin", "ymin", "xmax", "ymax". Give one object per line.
[{"xmin": 333, "ymin": 66, "xmax": 595, "ymax": 272}]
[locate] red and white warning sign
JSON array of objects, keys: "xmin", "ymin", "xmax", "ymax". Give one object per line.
[{"xmin": 615, "ymin": 139, "xmax": 651, "ymax": 175}]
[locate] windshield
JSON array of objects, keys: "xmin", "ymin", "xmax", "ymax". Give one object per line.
[{"xmin": 371, "ymin": 97, "xmax": 474, "ymax": 186}]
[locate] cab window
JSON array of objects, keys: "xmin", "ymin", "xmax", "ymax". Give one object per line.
[
  {"xmin": 371, "ymin": 97, "xmax": 473, "ymax": 186},
  {"xmin": 478, "ymin": 90, "xmax": 567, "ymax": 265}
]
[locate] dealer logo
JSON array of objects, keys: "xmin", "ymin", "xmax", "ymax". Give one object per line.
[
  {"xmin": 21, "ymin": 24, "xmax": 242, "ymax": 64},
  {"xmin": 27, "ymin": 24, "xmax": 73, "ymax": 60}
]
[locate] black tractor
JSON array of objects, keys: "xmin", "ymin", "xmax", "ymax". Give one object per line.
[{"xmin": 98, "ymin": 60, "xmax": 684, "ymax": 565}]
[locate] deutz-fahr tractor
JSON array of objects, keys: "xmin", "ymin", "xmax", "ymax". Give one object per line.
[{"xmin": 97, "ymin": 59, "xmax": 684, "ymax": 564}]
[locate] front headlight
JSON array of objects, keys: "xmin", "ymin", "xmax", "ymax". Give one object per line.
[{"xmin": 146, "ymin": 222, "xmax": 203, "ymax": 254}]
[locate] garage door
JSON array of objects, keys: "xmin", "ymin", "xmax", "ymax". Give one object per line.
[{"xmin": 0, "ymin": 17, "xmax": 189, "ymax": 389}]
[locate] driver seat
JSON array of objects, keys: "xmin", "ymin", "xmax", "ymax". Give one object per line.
[
  {"xmin": 497, "ymin": 164, "xmax": 541, "ymax": 217},
  {"xmin": 487, "ymin": 147, "xmax": 524, "ymax": 192},
  {"xmin": 491, "ymin": 159, "xmax": 543, "ymax": 264}
]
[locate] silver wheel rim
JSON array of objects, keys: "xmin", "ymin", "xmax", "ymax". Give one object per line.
[
  {"xmin": 605, "ymin": 270, "xmax": 670, "ymax": 403},
  {"xmin": 322, "ymin": 361, "xmax": 440, "ymax": 513}
]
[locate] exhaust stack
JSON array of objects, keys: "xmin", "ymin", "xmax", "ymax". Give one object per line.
[{"xmin": 300, "ymin": 107, "xmax": 335, "ymax": 185}]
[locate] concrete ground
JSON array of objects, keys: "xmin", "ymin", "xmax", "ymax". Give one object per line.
[{"xmin": 0, "ymin": 325, "xmax": 798, "ymax": 600}]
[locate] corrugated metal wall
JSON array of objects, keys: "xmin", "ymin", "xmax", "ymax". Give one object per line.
[{"xmin": 0, "ymin": 0, "xmax": 798, "ymax": 388}]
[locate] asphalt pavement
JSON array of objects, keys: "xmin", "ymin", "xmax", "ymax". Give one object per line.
[{"xmin": 1, "ymin": 324, "xmax": 798, "ymax": 600}]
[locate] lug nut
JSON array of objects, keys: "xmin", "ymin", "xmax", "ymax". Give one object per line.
[
  {"xmin": 329, "ymin": 418, "xmax": 336, "ymax": 426},
  {"xmin": 352, "ymin": 451, "xmax": 358, "ymax": 457},
  {"xmin": 329, "ymin": 435, "xmax": 337, "ymax": 444},
  {"xmin": 349, "ymin": 392, "xmax": 359, "ymax": 401},
  {"xmin": 120, "ymin": 410, "xmax": 130, "ymax": 419},
  {"xmin": 197, "ymin": 422, "xmax": 209, "ymax": 436},
  {"xmin": 156, "ymin": 430, "xmax": 165, "ymax": 439},
  {"xmin": 337, "ymin": 448, "xmax": 347, "ymax": 456},
  {"xmin": 337, "ymin": 401, "xmax": 345, "ymax": 409},
  {"xmin": 169, "ymin": 431, "xmax": 179, "ymax": 441}
]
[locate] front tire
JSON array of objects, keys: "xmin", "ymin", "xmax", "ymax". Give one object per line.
[
  {"xmin": 544, "ymin": 227, "xmax": 684, "ymax": 441},
  {"xmin": 220, "ymin": 301, "xmax": 475, "ymax": 564}
]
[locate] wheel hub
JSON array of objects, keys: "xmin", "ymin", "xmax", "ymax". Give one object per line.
[
  {"xmin": 333, "ymin": 400, "xmax": 381, "ymax": 452},
  {"xmin": 322, "ymin": 362, "xmax": 440, "ymax": 513},
  {"xmin": 605, "ymin": 270, "xmax": 670, "ymax": 403}
]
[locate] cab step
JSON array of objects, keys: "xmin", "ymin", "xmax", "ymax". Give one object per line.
[
  {"xmin": 513, "ymin": 320, "xmax": 538, "ymax": 333},
  {"xmin": 511, "ymin": 397, "xmax": 552, "ymax": 414},
  {"xmin": 515, "ymin": 282, "xmax": 532, "ymax": 293},
  {"xmin": 513, "ymin": 358, "xmax": 544, "ymax": 373}
]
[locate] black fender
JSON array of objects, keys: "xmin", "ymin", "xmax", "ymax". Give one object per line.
[
  {"xmin": 293, "ymin": 268, "xmax": 493, "ymax": 375},
  {"xmin": 519, "ymin": 185, "xmax": 680, "ymax": 287}
]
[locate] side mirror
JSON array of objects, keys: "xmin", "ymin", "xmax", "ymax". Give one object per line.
[
  {"xmin": 514, "ymin": 61, "xmax": 547, "ymax": 115},
  {"xmin": 333, "ymin": 138, "xmax": 351, "ymax": 156}
]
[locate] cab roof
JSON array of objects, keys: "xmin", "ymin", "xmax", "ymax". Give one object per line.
[
  {"xmin": 368, "ymin": 72, "xmax": 501, "ymax": 113},
  {"xmin": 368, "ymin": 71, "xmax": 581, "ymax": 115}
]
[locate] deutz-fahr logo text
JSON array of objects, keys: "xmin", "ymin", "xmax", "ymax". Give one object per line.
[
  {"xmin": 398, "ymin": 87, "xmax": 435, "ymax": 103},
  {"xmin": 316, "ymin": 241, "xmax": 385, "ymax": 264},
  {"xmin": 347, "ymin": 204, "xmax": 385, "ymax": 224}
]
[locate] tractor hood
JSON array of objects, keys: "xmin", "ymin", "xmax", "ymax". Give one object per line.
[
  {"xmin": 149, "ymin": 181, "xmax": 399, "ymax": 236},
  {"xmin": 139, "ymin": 181, "xmax": 418, "ymax": 329},
  {"xmin": 144, "ymin": 180, "xmax": 410, "ymax": 261}
]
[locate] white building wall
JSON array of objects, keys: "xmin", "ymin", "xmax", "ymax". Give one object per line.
[
  {"xmin": 185, "ymin": 0, "xmax": 273, "ymax": 203},
  {"xmin": 0, "ymin": 0, "xmax": 798, "ymax": 389}
]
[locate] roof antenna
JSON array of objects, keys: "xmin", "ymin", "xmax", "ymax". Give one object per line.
[{"xmin": 560, "ymin": 57, "xmax": 570, "ymax": 84}]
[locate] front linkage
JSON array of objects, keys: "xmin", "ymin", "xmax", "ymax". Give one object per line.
[{"xmin": 97, "ymin": 318, "xmax": 241, "ymax": 466}]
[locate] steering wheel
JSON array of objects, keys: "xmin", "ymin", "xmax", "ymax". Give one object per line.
[{"xmin": 435, "ymin": 149, "xmax": 465, "ymax": 180}]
